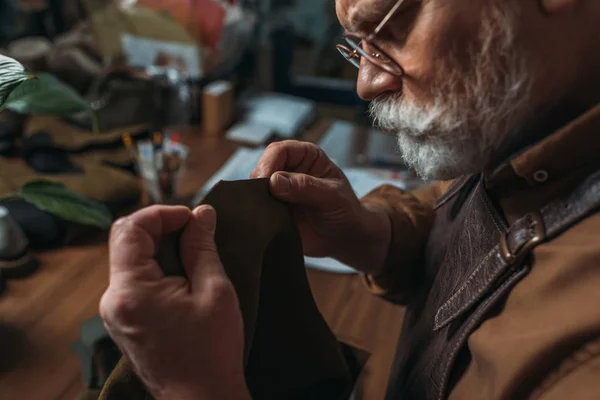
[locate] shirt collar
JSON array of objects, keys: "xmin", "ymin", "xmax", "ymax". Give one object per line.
[{"xmin": 485, "ymin": 103, "xmax": 600, "ymax": 192}]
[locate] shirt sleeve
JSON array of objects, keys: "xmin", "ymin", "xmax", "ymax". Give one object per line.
[
  {"xmin": 358, "ymin": 181, "xmax": 450, "ymax": 304},
  {"xmin": 530, "ymin": 339, "xmax": 600, "ymax": 400}
]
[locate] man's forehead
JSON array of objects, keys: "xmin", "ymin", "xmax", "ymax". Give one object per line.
[{"xmin": 337, "ymin": 0, "xmax": 397, "ymax": 31}]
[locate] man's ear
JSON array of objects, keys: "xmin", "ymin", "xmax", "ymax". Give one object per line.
[{"xmin": 541, "ymin": 0, "xmax": 577, "ymax": 13}]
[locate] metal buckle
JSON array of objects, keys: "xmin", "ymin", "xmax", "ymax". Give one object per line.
[{"xmin": 499, "ymin": 212, "xmax": 546, "ymax": 265}]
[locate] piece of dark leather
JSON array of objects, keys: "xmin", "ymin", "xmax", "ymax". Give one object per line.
[
  {"xmin": 0, "ymin": 110, "xmax": 25, "ymax": 157},
  {"xmin": 22, "ymin": 131, "xmax": 83, "ymax": 174},
  {"xmin": 386, "ymin": 170, "xmax": 600, "ymax": 400},
  {"xmin": 0, "ymin": 134, "xmax": 13, "ymax": 156},
  {"xmin": 436, "ymin": 169, "xmax": 600, "ymax": 335},
  {"xmin": 433, "ymin": 175, "xmax": 478, "ymax": 211},
  {"xmin": 72, "ymin": 315, "xmax": 122, "ymax": 390},
  {"xmin": 97, "ymin": 179, "xmax": 357, "ymax": 400},
  {"xmin": 21, "ymin": 122, "xmax": 151, "ymax": 174},
  {"xmin": 541, "ymin": 169, "xmax": 600, "ymax": 236},
  {"xmin": 25, "ymin": 149, "xmax": 82, "ymax": 174},
  {"xmin": 24, "ymin": 120, "xmax": 151, "ymax": 154},
  {"xmin": 0, "ymin": 199, "xmax": 67, "ymax": 249},
  {"xmin": 66, "ymin": 74, "xmax": 161, "ymax": 131},
  {"xmin": 0, "ymin": 248, "xmax": 38, "ymax": 279},
  {"xmin": 385, "ymin": 177, "xmax": 502, "ymax": 400},
  {"xmin": 505, "ymin": 214, "xmax": 536, "ymax": 257}
]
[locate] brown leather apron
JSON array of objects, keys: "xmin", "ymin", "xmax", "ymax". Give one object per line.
[{"xmin": 386, "ymin": 171, "xmax": 600, "ymax": 400}]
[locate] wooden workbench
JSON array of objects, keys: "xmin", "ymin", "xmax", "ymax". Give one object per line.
[{"xmin": 0, "ymin": 120, "xmax": 405, "ymax": 400}]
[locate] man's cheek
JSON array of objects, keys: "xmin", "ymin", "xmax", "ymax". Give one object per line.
[
  {"xmin": 400, "ymin": 1, "xmax": 480, "ymax": 87},
  {"xmin": 401, "ymin": 79, "xmax": 436, "ymax": 110}
]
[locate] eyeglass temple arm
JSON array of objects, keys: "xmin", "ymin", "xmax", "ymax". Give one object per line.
[{"xmin": 372, "ymin": 0, "xmax": 406, "ymax": 36}]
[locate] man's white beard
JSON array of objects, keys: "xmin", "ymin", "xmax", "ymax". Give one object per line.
[{"xmin": 369, "ymin": 4, "xmax": 532, "ymax": 181}]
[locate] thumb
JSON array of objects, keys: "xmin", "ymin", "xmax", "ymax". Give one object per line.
[
  {"xmin": 179, "ymin": 205, "xmax": 225, "ymax": 291},
  {"xmin": 269, "ymin": 172, "xmax": 343, "ymax": 208}
]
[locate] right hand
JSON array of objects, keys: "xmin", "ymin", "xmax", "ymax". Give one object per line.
[
  {"xmin": 100, "ymin": 206, "xmax": 250, "ymax": 400},
  {"xmin": 251, "ymin": 141, "xmax": 390, "ymax": 274}
]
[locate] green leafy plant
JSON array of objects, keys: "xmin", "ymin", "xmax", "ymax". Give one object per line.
[
  {"xmin": 2, "ymin": 181, "xmax": 113, "ymax": 230},
  {"xmin": 0, "ymin": 54, "xmax": 99, "ymax": 132},
  {"xmin": 0, "ymin": 55, "xmax": 31, "ymax": 105},
  {"xmin": 0, "ymin": 56, "xmax": 111, "ymax": 229}
]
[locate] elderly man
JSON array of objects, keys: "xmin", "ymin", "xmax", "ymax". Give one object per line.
[{"xmin": 100, "ymin": 0, "xmax": 600, "ymax": 398}]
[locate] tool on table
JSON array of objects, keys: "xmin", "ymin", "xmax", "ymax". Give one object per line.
[{"xmin": 122, "ymin": 130, "xmax": 189, "ymax": 204}]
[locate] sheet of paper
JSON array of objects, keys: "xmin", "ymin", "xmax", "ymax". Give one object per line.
[
  {"xmin": 317, "ymin": 120, "xmax": 359, "ymax": 168},
  {"xmin": 318, "ymin": 120, "xmax": 406, "ymax": 168},
  {"xmin": 191, "ymin": 147, "xmax": 265, "ymax": 205},
  {"xmin": 243, "ymin": 93, "xmax": 317, "ymax": 138},
  {"xmin": 304, "ymin": 256, "xmax": 357, "ymax": 274},
  {"xmin": 226, "ymin": 122, "xmax": 274, "ymax": 145},
  {"xmin": 367, "ymin": 128, "xmax": 405, "ymax": 166},
  {"xmin": 121, "ymin": 33, "xmax": 203, "ymax": 78},
  {"xmin": 344, "ymin": 168, "xmax": 407, "ymax": 197}
]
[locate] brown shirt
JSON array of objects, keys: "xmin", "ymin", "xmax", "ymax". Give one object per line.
[{"xmin": 360, "ymin": 105, "xmax": 600, "ymax": 399}]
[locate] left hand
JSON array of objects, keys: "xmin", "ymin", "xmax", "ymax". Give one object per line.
[{"xmin": 100, "ymin": 205, "xmax": 250, "ymax": 400}]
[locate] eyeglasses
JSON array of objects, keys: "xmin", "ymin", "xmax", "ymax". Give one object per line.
[{"xmin": 336, "ymin": 0, "xmax": 407, "ymax": 76}]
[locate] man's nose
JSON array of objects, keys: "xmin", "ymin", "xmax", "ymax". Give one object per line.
[{"xmin": 356, "ymin": 59, "xmax": 403, "ymax": 101}]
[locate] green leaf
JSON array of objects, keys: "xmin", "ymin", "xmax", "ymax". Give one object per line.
[
  {"xmin": 0, "ymin": 54, "xmax": 31, "ymax": 107},
  {"xmin": 18, "ymin": 180, "xmax": 113, "ymax": 230},
  {"xmin": 3, "ymin": 73, "xmax": 91, "ymax": 116}
]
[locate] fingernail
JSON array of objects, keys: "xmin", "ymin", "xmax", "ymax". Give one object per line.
[
  {"xmin": 194, "ymin": 206, "xmax": 216, "ymax": 233},
  {"xmin": 274, "ymin": 173, "xmax": 290, "ymax": 195}
]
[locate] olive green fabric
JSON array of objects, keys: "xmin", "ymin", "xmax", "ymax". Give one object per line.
[
  {"xmin": 25, "ymin": 114, "xmax": 149, "ymax": 150},
  {"xmin": 93, "ymin": 179, "xmax": 356, "ymax": 400},
  {"xmin": 0, "ymin": 157, "xmax": 140, "ymax": 207},
  {"xmin": 25, "ymin": 115, "xmax": 149, "ymax": 167},
  {"xmin": 0, "ymin": 115, "xmax": 145, "ymax": 208}
]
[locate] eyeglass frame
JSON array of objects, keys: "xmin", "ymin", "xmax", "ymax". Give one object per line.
[{"xmin": 336, "ymin": 0, "xmax": 408, "ymax": 76}]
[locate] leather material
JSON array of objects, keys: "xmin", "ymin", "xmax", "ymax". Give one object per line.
[
  {"xmin": 0, "ymin": 204, "xmax": 37, "ymax": 278},
  {"xmin": 67, "ymin": 70, "xmax": 161, "ymax": 131},
  {"xmin": 433, "ymin": 175, "xmax": 478, "ymax": 211},
  {"xmin": 24, "ymin": 116, "xmax": 150, "ymax": 172},
  {"xmin": 437, "ymin": 170, "xmax": 600, "ymax": 333},
  {"xmin": 0, "ymin": 156, "xmax": 141, "ymax": 211},
  {"xmin": 386, "ymin": 170, "xmax": 600, "ymax": 400},
  {"xmin": 540, "ymin": 169, "xmax": 600, "ymax": 236},
  {"xmin": 1, "ymin": 198, "xmax": 67, "ymax": 249},
  {"xmin": 0, "ymin": 110, "xmax": 25, "ymax": 156},
  {"xmin": 22, "ymin": 131, "xmax": 83, "ymax": 174},
  {"xmin": 97, "ymin": 179, "xmax": 358, "ymax": 400},
  {"xmin": 505, "ymin": 214, "xmax": 536, "ymax": 256},
  {"xmin": 25, "ymin": 116, "xmax": 149, "ymax": 153},
  {"xmin": 386, "ymin": 176, "xmax": 507, "ymax": 400}
]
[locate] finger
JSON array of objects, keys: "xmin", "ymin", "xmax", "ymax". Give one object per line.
[
  {"xmin": 251, "ymin": 141, "xmax": 325, "ymax": 179},
  {"xmin": 179, "ymin": 205, "xmax": 226, "ymax": 291},
  {"xmin": 269, "ymin": 172, "xmax": 345, "ymax": 208},
  {"xmin": 109, "ymin": 205, "xmax": 191, "ymax": 281}
]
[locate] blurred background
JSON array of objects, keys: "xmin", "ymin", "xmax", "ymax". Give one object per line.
[{"xmin": 0, "ymin": 1, "xmax": 418, "ymax": 399}]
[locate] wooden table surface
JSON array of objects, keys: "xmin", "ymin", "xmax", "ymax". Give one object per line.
[{"xmin": 0, "ymin": 120, "xmax": 405, "ymax": 400}]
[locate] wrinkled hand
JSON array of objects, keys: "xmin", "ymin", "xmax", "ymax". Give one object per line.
[
  {"xmin": 100, "ymin": 205, "xmax": 250, "ymax": 400},
  {"xmin": 251, "ymin": 140, "xmax": 390, "ymax": 274}
]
